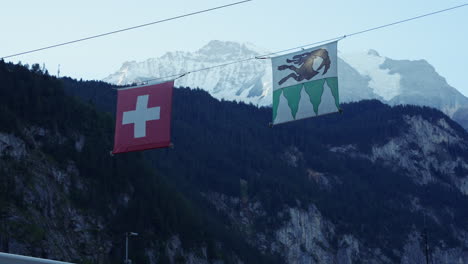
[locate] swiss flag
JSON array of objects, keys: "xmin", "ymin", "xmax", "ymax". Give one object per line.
[{"xmin": 112, "ymin": 81, "xmax": 173, "ymax": 154}]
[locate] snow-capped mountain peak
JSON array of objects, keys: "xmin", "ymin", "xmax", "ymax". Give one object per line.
[
  {"xmin": 104, "ymin": 40, "xmax": 468, "ymax": 119},
  {"xmin": 340, "ymin": 49, "xmax": 401, "ymax": 101},
  {"xmin": 196, "ymin": 40, "xmax": 264, "ymax": 59},
  {"xmin": 104, "ymin": 40, "xmax": 272, "ymax": 106}
]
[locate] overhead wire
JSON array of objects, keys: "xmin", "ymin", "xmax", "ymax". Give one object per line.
[
  {"xmin": 260, "ymin": 2, "xmax": 468, "ymax": 57},
  {"xmin": 1, "ymin": 2, "xmax": 467, "ymax": 86},
  {"xmin": 254, "ymin": 36, "xmax": 346, "ymax": 59},
  {"xmin": 140, "ymin": 57, "xmax": 255, "ymax": 83},
  {"xmin": 344, "ymin": 3, "xmax": 468, "ymax": 38},
  {"xmin": 0, "ymin": 0, "xmax": 253, "ymax": 60},
  {"xmin": 134, "ymin": 3, "xmax": 468, "ymax": 85}
]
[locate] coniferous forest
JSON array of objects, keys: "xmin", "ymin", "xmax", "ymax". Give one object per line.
[{"xmin": 1, "ymin": 60, "xmax": 468, "ymax": 263}]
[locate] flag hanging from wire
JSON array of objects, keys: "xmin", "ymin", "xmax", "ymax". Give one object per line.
[
  {"xmin": 113, "ymin": 81, "xmax": 173, "ymax": 154},
  {"xmin": 271, "ymin": 41, "xmax": 340, "ymax": 125}
]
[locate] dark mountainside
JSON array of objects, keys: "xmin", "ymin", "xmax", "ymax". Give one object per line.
[
  {"xmin": 454, "ymin": 107, "xmax": 468, "ymax": 131},
  {"xmin": 0, "ymin": 62, "xmax": 276, "ymax": 264},
  {"xmin": 1, "ymin": 61, "xmax": 468, "ymax": 263}
]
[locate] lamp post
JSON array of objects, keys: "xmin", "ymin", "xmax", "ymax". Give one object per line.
[{"xmin": 124, "ymin": 232, "xmax": 138, "ymax": 264}]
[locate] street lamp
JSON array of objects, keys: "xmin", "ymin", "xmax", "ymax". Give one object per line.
[{"xmin": 125, "ymin": 232, "xmax": 138, "ymax": 264}]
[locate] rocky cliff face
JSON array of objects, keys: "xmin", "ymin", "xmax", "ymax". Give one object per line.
[
  {"xmin": 0, "ymin": 120, "xmax": 243, "ymax": 264},
  {"xmin": 0, "ymin": 62, "xmax": 258, "ymax": 264},
  {"xmin": 331, "ymin": 115, "xmax": 468, "ymax": 193},
  {"xmin": 2, "ymin": 62, "xmax": 468, "ymax": 264},
  {"xmin": 0, "ymin": 128, "xmax": 111, "ymax": 263},
  {"xmin": 202, "ymin": 109, "xmax": 468, "ymax": 264},
  {"xmin": 207, "ymin": 193, "xmax": 468, "ymax": 264}
]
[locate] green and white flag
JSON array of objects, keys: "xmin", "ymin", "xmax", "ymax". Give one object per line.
[{"xmin": 272, "ymin": 41, "xmax": 340, "ymax": 125}]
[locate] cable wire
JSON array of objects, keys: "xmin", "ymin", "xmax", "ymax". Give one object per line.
[
  {"xmin": 346, "ymin": 3, "xmax": 468, "ymax": 38},
  {"xmin": 265, "ymin": 3, "xmax": 468, "ymax": 56},
  {"xmin": 2, "ymin": 2, "xmax": 467, "ymax": 85},
  {"xmin": 134, "ymin": 3, "xmax": 468, "ymax": 85},
  {"xmin": 0, "ymin": 0, "xmax": 253, "ymax": 60},
  {"xmin": 256, "ymin": 36, "xmax": 346, "ymax": 59}
]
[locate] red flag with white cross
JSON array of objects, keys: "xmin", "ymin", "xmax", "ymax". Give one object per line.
[{"xmin": 112, "ymin": 81, "xmax": 173, "ymax": 154}]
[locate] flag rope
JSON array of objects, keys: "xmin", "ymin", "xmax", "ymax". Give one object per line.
[
  {"xmin": 256, "ymin": 36, "xmax": 347, "ymax": 59},
  {"xmin": 132, "ymin": 3, "xmax": 468, "ymax": 85},
  {"xmin": 1, "ymin": 2, "xmax": 467, "ymax": 86}
]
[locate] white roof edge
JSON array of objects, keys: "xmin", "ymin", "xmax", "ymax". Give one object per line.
[{"xmin": 0, "ymin": 252, "xmax": 74, "ymax": 264}]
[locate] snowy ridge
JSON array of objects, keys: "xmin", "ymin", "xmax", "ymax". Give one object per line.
[
  {"xmin": 104, "ymin": 40, "xmax": 273, "ymax": 106},
  {"xmin": 340, "ymin": 49, "xmax": 401, "ymax": 101},
  {"xmin": 104, "ymin": 40, "xmax": 468, "ymax": 116}
]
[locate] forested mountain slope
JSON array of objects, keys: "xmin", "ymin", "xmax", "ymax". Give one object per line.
[
  {"xmin": 1, "ymin": 61, "xmax": 467, "ymax": 263},
  {"xmin": 0, "ymin": 61, "xmax": 276, "ymax": 264}
]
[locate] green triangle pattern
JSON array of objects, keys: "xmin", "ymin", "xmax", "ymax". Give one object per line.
[
  {"xmin": 272, "ymin": 89, "xmax": 283, "ymax": 122},
  {"xmin": 282, "ymin": 84, "xmax": 303, "ymax": 119},
  {"xmin": 303, "ymin": 79, "xmax": 325, "ymax": 115},
  {"xmin": 326, "ymin": 77, "xmax": 340, "ymax": 109}
]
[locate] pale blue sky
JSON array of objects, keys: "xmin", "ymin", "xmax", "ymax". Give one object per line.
[{"xmin": 2, "ymin": 0, "xmax": 467, "ymax": 94}]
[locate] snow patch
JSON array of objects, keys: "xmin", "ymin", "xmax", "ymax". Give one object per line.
[
  {"xmin": 104, "ymin": 41, "xmax": 468, "ymax": 117},
  {"xmin": 341, "ymin": 50, "xmax": 401, "ymax": 101}
]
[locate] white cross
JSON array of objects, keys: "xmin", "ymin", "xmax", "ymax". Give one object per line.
[{"xmin": 122, "ymin": 95, "xmax": 160, "ymax": 138}]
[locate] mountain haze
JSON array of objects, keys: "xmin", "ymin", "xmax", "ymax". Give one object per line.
[
  {"xmin": 105, "ymin": 40, "xmax": 468, "ymax": 128},
  {"xmin": 342, "ymin": 50, "xmax": 468, "ymax": 116},
  {"xmin": 104, "ymin": 40, "xmax": 272, "ymax": 106}
]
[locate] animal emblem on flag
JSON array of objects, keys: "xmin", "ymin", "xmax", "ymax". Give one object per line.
[
  {"xmin": 112, "ymin": 81, "xmax": 173, "ymax": 154},
  {"xmin": 277, "ymin": 48, "xmax": 331, "ymax": 85},
  {"xmin": 271, "ymin": 41, "xmax": 340, "ymax": 125}
]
